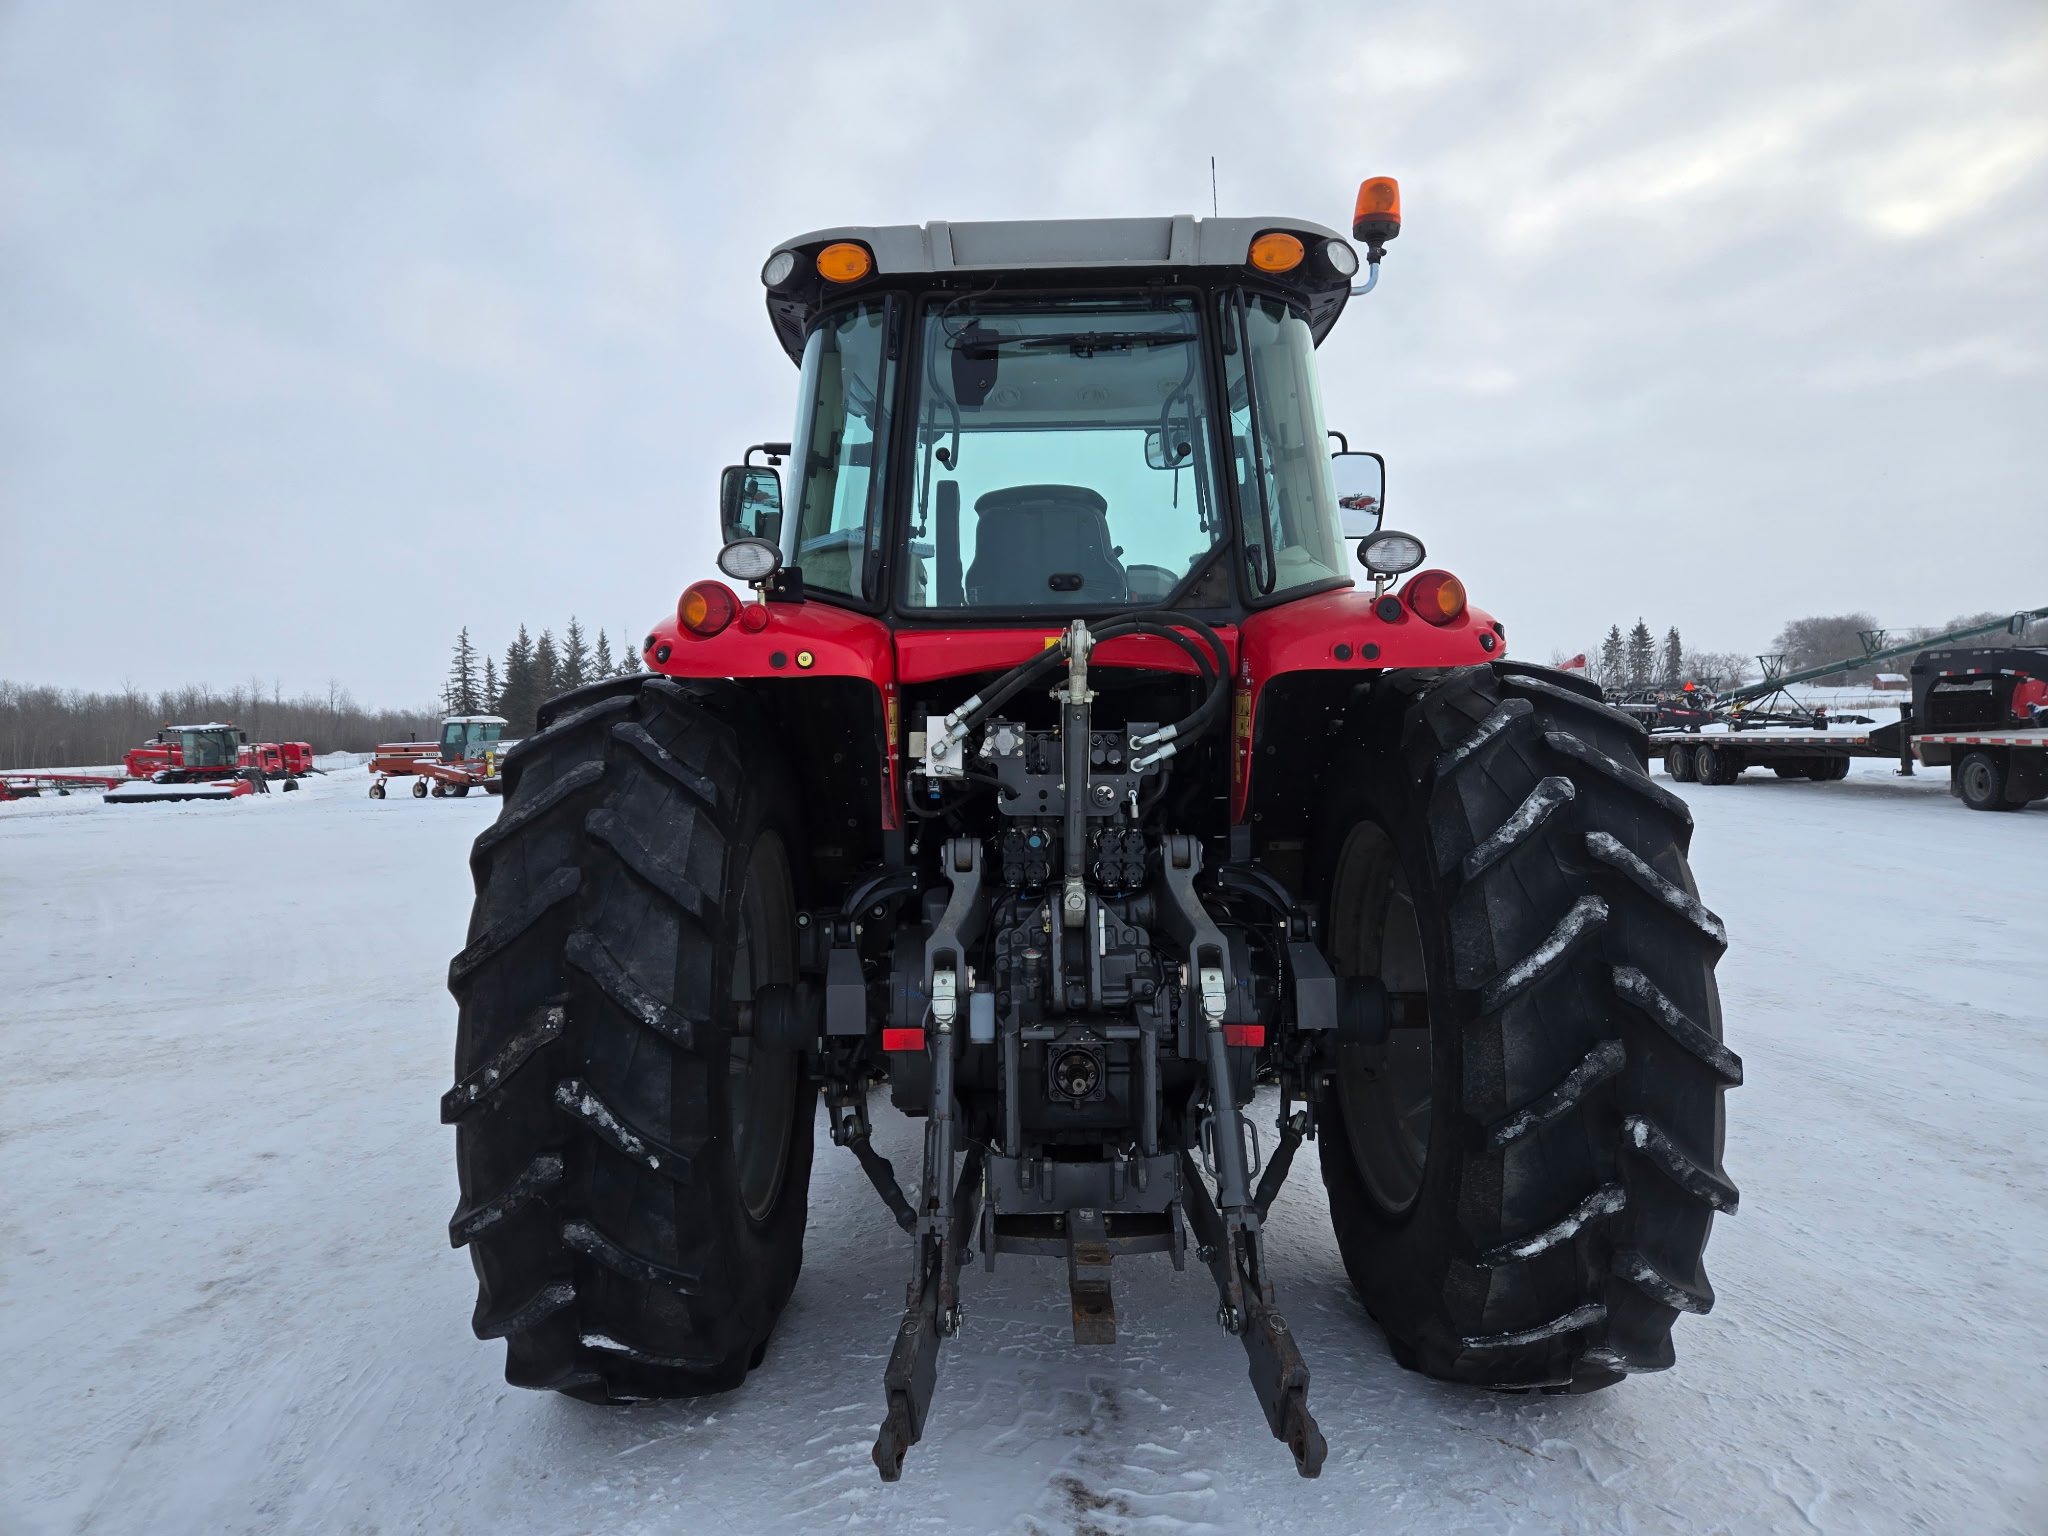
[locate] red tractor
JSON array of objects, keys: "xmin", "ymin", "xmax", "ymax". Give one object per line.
[{"xmin": 444, "ymin": 182, "xmax": 1736, "ymax": 1479}]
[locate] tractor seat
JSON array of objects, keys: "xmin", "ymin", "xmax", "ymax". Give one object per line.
[{"xmin": 963, "ymin": 484, "xmax": 1128, "ymax": 606}]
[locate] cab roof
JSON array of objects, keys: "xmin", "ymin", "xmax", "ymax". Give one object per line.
[{"xmin": 763, "ymin": 214, "xmax": 1356, "ymax": 363}]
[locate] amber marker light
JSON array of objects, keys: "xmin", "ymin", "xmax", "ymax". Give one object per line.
[
  {"xmin": 1353, "ymin": 177, "xmax": 1402, "ymax": 245},
  {"xmin": 1403, "ymin": 569, "xmax": 1467, "ymax": 626},
  {"xmin": 679, "ymin": 580, "xmax": 740, "ymax": 637},
  {"xmin": 1248, "ymin": 231, "xmax": 1305, "ymax": 273},
  {"xmin": 816, "ymin": 242, "xmax": 873, "ymax": 283}
]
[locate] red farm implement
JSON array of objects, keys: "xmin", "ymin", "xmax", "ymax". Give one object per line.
[
  {"xmin": 3, "ymin": 724, "xmax": 312, "ymax": 804},
  {"xmin": 368, "ymin": 715, "xmax": 510, "ymax": 799},
  {"xmin": 0, "ymin": 770, "xmax": 130, "ymax": 801},
  {"xmin": 84, "ymin": 722, "xmax": 278, "ymax": 803}
]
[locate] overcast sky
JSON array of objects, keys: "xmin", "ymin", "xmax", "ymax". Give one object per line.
[{"xmin": 3, "ymin": 0, "xmax": 2043, "ymax": 704}]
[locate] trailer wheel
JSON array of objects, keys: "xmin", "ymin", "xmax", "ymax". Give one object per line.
[
  {"xmin": 1313, "ymin": 663, "xmax": 1737, "ymax": 1393},
  {"xmin": 369, "ymin": 781, "xmax": 386, "ymax": 800},
  {"xmin": 282, "ymin": 777, "xmax": 299, "ymax": 792},
  {"xmin": 445, "ymin": 677, "xmax": 814, "ymax": 1402},
  {"xmin": 1805, "ymin": 757, "xmax": 1849, "ymax": 783},
  {"xmin": 453, "ymin": 783, "xmax": 470, "ymax": 797},
  {"xmin": 1692, "ymin": 744, "xmax": 1740, "ymax": 785},
  {"xmin": 1771, "ymin": 763, "xmax": 1806, "ymax": 779},
  {"xmin": 1956, "ymin": 750, "xmax": 2019, "ymax": 812},
  {"xmin": 1667, "ymin": 744, "xmax": 1697, "ymax": 783},
  {"xmin": 412, "ymin": 779, "xmax": 429, "ymax": 799}
]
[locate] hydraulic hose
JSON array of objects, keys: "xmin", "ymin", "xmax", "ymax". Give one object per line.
[{"xmin": 932, "ymin": 608, "xmax": 1232, "ymax": 764}]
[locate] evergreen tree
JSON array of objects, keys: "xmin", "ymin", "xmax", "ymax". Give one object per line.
[
  {"xmin": 1662, "ymin": 626, "xmax": 1684, "ymax": 687},
  {"xmin": 533, "ymin": 629, "xmax": 561, "ymax": 705},
  {"xmin": 499, "ymin": 625, "xmax": 538, "ymax": 735},
  {"xmin": 1627, "ymin": 619, "xmax": 1654, "ymax": 694},
  {"xmin": 482, "ymin": 654, "xmax": 501, "ymax": 714},
  {"xmin": 445, "ymin": 627, "xmax": 480, "ymax": 715},
  {"xmin": 561, "ymin": 616, "xmax": 590, "ymax": 691},
  {"xmin": 592, "ymin": 628, "xmax": 614, "ymax": 679},
  {"xmin": 1598, "ymin": 625, "xmax": 1626, "ymax": 689},
  {"xmin": 617, "ymin": 630, "xmax": 643, "ymax": 675}
]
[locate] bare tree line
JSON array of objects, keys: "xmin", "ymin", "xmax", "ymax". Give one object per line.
[{"xmin": 0, "ymin": 679, "xmax": 440, "ymax": 770}]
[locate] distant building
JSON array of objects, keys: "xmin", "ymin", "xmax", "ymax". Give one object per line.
[{"xmin": 1874, "ymin": 673, "xmax": 1907, "ymax": 690}]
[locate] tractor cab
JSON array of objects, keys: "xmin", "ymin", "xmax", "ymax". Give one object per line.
[
  {"xmin": 713, "ymin": 195, "xmax": 1407, "ymax": 624},
  {"xmin": 439, "ymin": 716, "xmax": 508, "ymax": 764},
  {"xmin": 168, "ymin": 723, "xmax": 242, "ymax": 771}
]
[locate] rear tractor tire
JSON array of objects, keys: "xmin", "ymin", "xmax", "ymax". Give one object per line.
[
  {"xmin": 1313, "ymin": 661, "xmax": 1739, "ymax": 1393},
  {"xmin": 444, "ymin": 676, "xmax": 815, "ymax": 1401}
]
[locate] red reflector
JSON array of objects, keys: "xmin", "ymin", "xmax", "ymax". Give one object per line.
[
  {"xmin": 1223, "ymin": 1025, "xmax": 1265, "ymax": 1047},
  {"xmin": 882, "ymin": 1028, "xmax": 926, "ymax": 1052}
]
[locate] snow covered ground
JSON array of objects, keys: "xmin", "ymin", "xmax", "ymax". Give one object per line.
[{"xmin": 2, "ymin": 758, "xmax": 2042, "ymax": 1534}]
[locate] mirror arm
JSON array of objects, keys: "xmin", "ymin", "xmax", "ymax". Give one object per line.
[
  {"xmin": 745, "ymin": 441, "xmax": 792, "ymax": 466},
  {"xmin": 1347, "ymin": 261, "xmax": 1380, "ymax": 298}
]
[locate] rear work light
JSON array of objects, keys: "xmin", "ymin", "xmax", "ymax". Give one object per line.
[
  {"xmin": 1403, "ymin": 569, "xmax": 1467, "ymax": 626},
  {"xmin": 679, "ymin": 580, "xmax": 740, "ymax": 637}
]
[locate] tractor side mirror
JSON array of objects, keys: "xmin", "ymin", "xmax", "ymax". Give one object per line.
[
  {"xmin": 1331, "ymin": 450, "xmax": 1385, "ymax": 537},
  {"xmin": 720, "ymin": 464, "xmax": 784, "ymax": 545}
]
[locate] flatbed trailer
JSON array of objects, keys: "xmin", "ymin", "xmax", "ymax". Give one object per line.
[{"xmin": 1652, "ymin": 643, "xmax": 2048, "ymax": 811}]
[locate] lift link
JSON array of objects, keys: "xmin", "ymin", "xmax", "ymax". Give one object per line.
[
  {"xmin": 872, "ymin": 835, "xmax": 986, "ymax": 1481},
  {"xmin": 873, "ymin": 1144, "xmax": 984, "ymax": 1481},
  {"xmin": 1180, "ymin": 1149, "xmax": 1328, "ymax": 1478}
]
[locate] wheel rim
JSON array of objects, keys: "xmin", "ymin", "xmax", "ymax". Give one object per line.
[
  {"xmin": 1961, "ymin": 757, "xmax": 1996, "ymax": 804},
  {"xmin": 1328, "ymin": 821, "xmax": 1433, "ymax": 1216},
  {"xmin": 728, "ymin": 833, "xmax": 799, "ymax": 1223}
]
